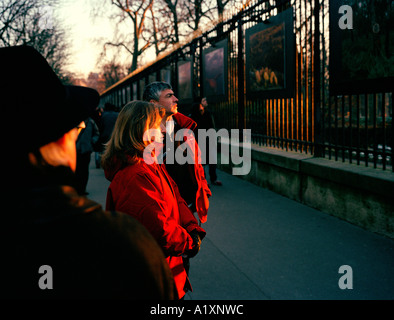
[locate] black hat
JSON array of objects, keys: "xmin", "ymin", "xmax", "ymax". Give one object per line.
[{"xmin": 0, "ymin": 45, "xmax": 99, "ymax": 153}]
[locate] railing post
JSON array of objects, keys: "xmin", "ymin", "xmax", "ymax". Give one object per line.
[
  {"xmin": 313, "ymin": 0, "xmax": 323, "ymax": 157},
  {"xmin": 237, "ymin": 19, "xmax": 245, "ymax": 142},
  {"xmin": 199, "ymin": 37, "xmax": 204, "ymax": 99}
]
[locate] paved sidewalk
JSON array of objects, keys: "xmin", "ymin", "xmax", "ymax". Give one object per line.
[{"xmin": 87, "ymin": 158, "xmax": 394, "ymax": 300}]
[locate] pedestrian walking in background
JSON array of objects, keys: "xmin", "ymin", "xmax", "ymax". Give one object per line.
[
  {"xmin": 1, "ymin": 46, "xmax": 175, "ymax": 299},
  {"xmin": 94, "ymin": 102, "xmax": 119, "ymax": 168},
  {"xmin": 75, "ymin": 117, "xmax": 100, "ymax": 195},
  {"xmin": 191, "ymin": 96, "xmax": 222, "ymax": 186},
  {"xmin": 92, "ymin": 106, "xmax": 104, "ymax": 168},
  {"xmin": 102, "ymin": 100, "xmax": 206, "ymax": 300},
  {"xmin": 100, "ymin": 102, "xmax": 118, "ymax": 146}
]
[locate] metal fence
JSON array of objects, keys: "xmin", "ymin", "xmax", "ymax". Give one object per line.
[{"xmin": 100, "ymin": 0, "xmax": 393, "ymax": 171}]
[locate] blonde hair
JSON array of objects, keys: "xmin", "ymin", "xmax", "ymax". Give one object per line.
[{"xmin": 101, "ymin": 100, "xmax": 165, "ymax": 170}]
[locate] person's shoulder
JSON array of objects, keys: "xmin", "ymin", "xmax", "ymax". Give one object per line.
[
  {"xmin": 173, "ymin": 112, "xmax": 197, "ymax": 130},
  {"xmin": 119, "ymin": 160, "xmax": 152, "ymax": 177},
  {"xmin": 74, "ymin": 200, "xmax": 154, "ymax": 244},
  {"xmin": 111, "ymin": 160, "xmax": 159, "ymax": 186}
]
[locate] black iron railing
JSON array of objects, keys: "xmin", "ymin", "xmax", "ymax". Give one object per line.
[{"xmin": 100, "ymin": 0, "xmax": 393, "ymax": 171}]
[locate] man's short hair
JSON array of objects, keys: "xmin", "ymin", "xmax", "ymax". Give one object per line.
[{"xmin": 143, "ymin": 81, "xmax": 172, "ymax": 102}]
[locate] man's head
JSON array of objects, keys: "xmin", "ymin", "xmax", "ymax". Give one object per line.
[
  {"xmin": 0, "ymin": 45, "xmax": 99, "ymax": 172},
  {"xmin": 195, "ymin": 96, "xmax": 208, "ymax": 115},
  {"xmin": 143, "ymin": 82, "xmax": 178, "ymax": 116},
  {"xmin": 30, "ymin": 121, "xmax": 86, "ymax": 172},
  {"xmin": 201, "ymin": 97, "xmax": 208, "ymax": 108}
]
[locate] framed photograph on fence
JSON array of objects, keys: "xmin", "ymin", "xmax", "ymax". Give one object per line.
[
  {"xmin": 160, "ymin": 67, "xmax": 172, "ymax": 85},
  {"xmin": 177, "ymin": 60, "xmax": 193, "ymax": 101},
  {"xmin": 330, "ymin": 0, "xmax": 394, "ymax": 94},
  {"xmin": 139, "ymin": 78, "xmax": 145, "ymax": 100},
  {"xmin": 245, "ymin": 7, "xmax": 294, "ymax": 98},
  {"xmin": 202, "ymin": 38, "xmax": 228, "ymax": 102},
  {"xmin": 132, "ymin": 82, "xmax": 137, "ymax": 100},
  {"xmin": 148, "ymin": 73, "xmax": 156, "ymax": 85}
]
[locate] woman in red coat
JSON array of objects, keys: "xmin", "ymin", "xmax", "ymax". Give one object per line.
[{"xmin": 101, "ymin": 100, "xmax": 206, "ymax": 299}]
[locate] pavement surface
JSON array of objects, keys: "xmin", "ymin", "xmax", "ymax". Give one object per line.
[{"xmin": 87, "ymin": 156, "xmax": 394, "ymax": 300}]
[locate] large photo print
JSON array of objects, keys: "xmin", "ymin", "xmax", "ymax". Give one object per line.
[
  {"xmin": 177, "ymin": 60, "xmax": 193, "ymax": 100},
  {"xmin": 202, "ymin": 38, "xmax": 228, "ymax": 101},
  {"xmin": 245, "ymin": 8, "xmax": 294, "ymax": 98},
  {"xmin": 330, "ymin": 0, "xmax": 394, "ymax": 94}
]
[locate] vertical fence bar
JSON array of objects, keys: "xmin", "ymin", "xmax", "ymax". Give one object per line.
[
  {"xmin": 237, "ymin": 19, "xmax": 245, "ymax": 141},
  {"xmin": 313, "ymin": 0, "xmax": 322, "ymax": 157},
  {"xmin": 382, "ymin": 92, "xmax": 386, "ymax": 170},
  {"xmin": 321, "ymin": 0, "xmax": 326, "ymax": 158},
  {"xmin": 334, "ymin": 96, "xmax": 338, "ymax": 161},
  {"xmin": 373, "ymin": 93, "xmax": 377, "ymax": 168},
  {"xmin": 349, "ymin": 94, "xmax": 353, "ymax": 164},
  {"xmin": 356, "ymin": 94, "xmax": 360, "ymax": 165},
  {"xmin": 391, "ymin": 93, "xmax": 394, "ymax": 172},
  {"xmin": 199, "ymin": 37, "xmax": 204, "ymax": 99},
  {"xmin": 341, "ymin": 95, "xmax": 345, "ymax": 162},
  {"xmin": 365, "ymin": 93, "xmax": 369, "ymax": 167}
]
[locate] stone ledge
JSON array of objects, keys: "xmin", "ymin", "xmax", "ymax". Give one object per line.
[
  {"xmin": 300, "ymin": 157, "xmax": 394, "ymax": 200},
  {"xmin": 217, "ymin": 141, "xmax": 394, "ymax": 238},
  {"xmin": 220, "ymin": 141, "xmax": 394, "ymax": 201}
]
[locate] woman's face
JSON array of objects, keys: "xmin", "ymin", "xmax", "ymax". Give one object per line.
[
  {"xmin": 142, "ymin": 120, "xmax": 164, "ymax": 164},
  {"xmin": 150, "ymin": 121, "xmax": 164, "ymax": 143},
  {"xmin": 144, "ymin": 121, "xmax": 164, "ymax": 145}
]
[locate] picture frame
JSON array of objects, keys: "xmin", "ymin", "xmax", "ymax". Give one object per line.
[
  {"xmin": 330, "ymin": 0, "xmax": 394, "ymax": 94},
  {"xmin": 177, "ymin": 59, "xmax": 193, "ymax": 101},
  {"xmin": 139, "ymin": 78, "xmax": 145, "ymax": 100},
  {"xmin": 148, "ymin": 73, "xmax": 157, "ymax": 85},
  {"xmin": 202, "ymin": 38, "xmax": 228, "ymax": 102},
  {"xmin": 245, "ymin": 7, "xmax": 295, "ymax": 99},
  {"xmin": 160, "ymin": 67, "xmax": 172, "ymax": 86},
  {"xmin": 132, "ymin": 82, "xmax": 138, "ymax": 100}
]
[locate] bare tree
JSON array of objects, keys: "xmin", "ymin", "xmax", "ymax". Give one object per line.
[
  {"xmin": 161, "ymin": 0, "xmax": 181, "ymax": 44},
  {"xmin": 0, "ymin": 0, "xmax": 72, "ymax": 83},
  {"xmin": 182, "ymin": 0, "xmax": 218, "ymax": 35},
  {"xmin": 145, "ymin": 1, "xmax": 173, "ymax": 57},
  {"xmin": 101, "ymin": 59, "xmax": 127, "ymax": 88},
  {"xmin": 103, "ymin": 0, "xmax": 154, "ymax": 72}
]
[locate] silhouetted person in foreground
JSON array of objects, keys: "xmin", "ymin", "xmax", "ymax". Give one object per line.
[{"xmin": 0, "ymin": 46, "xmax": 175, "ymax": 299}]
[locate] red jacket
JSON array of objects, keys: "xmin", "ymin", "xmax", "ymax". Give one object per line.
[
  {"xmin": 169, "ymin": 113, "xmax": 212, "ymax": 223},
  {"xmin": 105, "ymin": 156, "xmax": 206, "ymax": 299}
]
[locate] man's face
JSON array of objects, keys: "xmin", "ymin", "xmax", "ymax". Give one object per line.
[
  {"xmin": 201, "ymin": 97, "xmax": 208, "ymax": 108},
  {"xmin": 153, "ymin": 89, "xmax": 178, "ymax": 116},
  {"xmin": 199, "ymin": 104, "xmax": 205, "ymax": 115},
  {"xmin": 66, "ymin": 121, "xmax": 86, "ymax": 171}
]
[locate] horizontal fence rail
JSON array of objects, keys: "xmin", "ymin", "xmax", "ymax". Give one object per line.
[{"xmin": 100, "ymin": 0, "xmax": 393, "ymax": 171}]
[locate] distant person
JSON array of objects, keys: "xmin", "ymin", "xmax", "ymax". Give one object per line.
[
  {"xmin": 95, "ymin": 102, "xmax": 119, "ymax": 167},
  {"xmin": 100, "ymin": 102, "xmax": 119, "ymax": 145},
  {"xmin": 102, "ymin": 100, "xmax": 206, "ymax": 300},
  {"xmin": 75, "ymin": 117, "xmax": 100, "ymax": 195},
  {"xmin": 0, "ymin": 46, "xmax": 175, "ymax": 299},
  {"xmin": 191, "ymin": 96, "xmax": 222, "ymax": 186},
  {"xmin": 92, "ymin": 106, "xmax": 104, "ymax": 168}
]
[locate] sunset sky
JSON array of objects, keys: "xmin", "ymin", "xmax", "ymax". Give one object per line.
[{"xmin": 57, "ymin": 0, "xmax": 115, "ymax": 78}]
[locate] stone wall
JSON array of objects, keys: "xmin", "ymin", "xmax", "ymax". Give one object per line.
[{"xmin": 217, "ymin": 142, "xmax": 394, "ymax": 239}]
